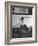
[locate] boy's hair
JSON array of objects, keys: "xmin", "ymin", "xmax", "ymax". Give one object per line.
[{"xmin": 21, "ymin": 17, "xmax": 24, "ymax": 20}]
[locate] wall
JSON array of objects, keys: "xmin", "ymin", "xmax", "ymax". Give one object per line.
[{"xmin": 0, "ymin": 0, "xmax": 38, "ymax": 46}]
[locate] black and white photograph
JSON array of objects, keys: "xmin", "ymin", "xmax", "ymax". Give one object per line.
[
  {"xmin": 5, "ymin": 2, "xmax": 37, "ymax": 44},
  {"xmin": 11, "ymin": 6, "xmax": 33, "ymax": 38}
]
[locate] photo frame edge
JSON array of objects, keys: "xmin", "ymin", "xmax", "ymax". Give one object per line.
[{"xmin": 5, "ymin": 1, "xmax": 37, "ymax": 45}]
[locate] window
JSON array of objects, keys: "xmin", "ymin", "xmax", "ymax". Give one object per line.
[{"xmin": 11, "ymin": 6, "xmax": 33, "ymax": 15}]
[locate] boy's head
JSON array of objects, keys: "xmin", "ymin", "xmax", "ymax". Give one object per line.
[{"xmin": 21, "ymin": 17, "xmax": 24, "ymax": 20}]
